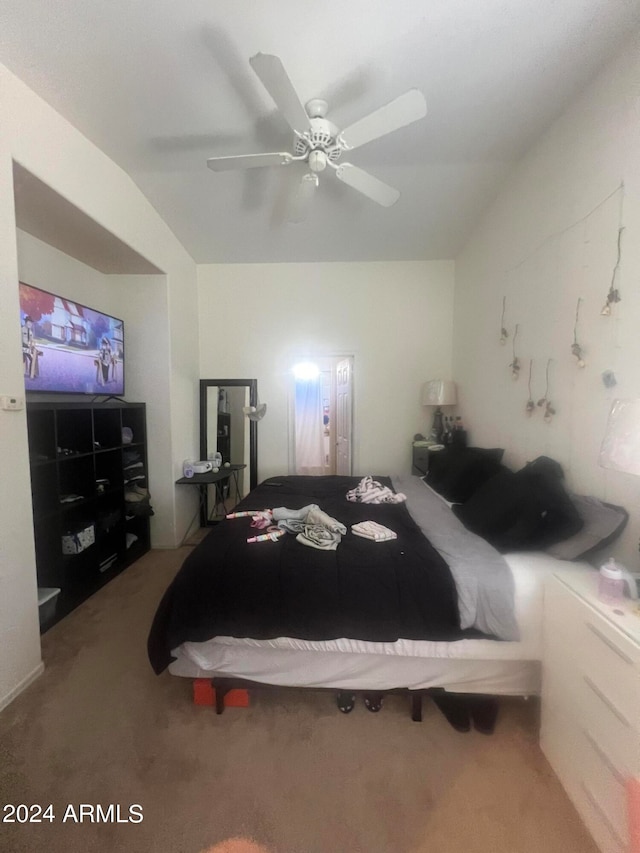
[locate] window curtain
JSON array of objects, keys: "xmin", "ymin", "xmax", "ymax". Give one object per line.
[{"xmin": 294, "ymin": 376, "xmax": 325, "ymax": 475}]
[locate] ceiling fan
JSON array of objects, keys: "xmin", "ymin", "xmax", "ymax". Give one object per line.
[{"xmin": 206, "ymin": 53, "xmax": 427, "ymax": 222}]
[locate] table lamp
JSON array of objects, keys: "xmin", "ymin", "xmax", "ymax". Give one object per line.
[{"xmin": 422, "ymin": 380, "xmax": 457, "ymax": 443}]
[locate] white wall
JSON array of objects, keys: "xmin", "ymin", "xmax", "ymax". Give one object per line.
[
  {"xmin": 17, "ymin": 230, "xmax": 111, "ymax": 307},
  {"xmin": 0, "ymin": 63, "xmax": 199, "ymax": 710},
  {"xmin": 198, "ymin": 261, "xmax": 455, "ymax": 479},
  {"xmin": 453, "ymin": 32, "xmax": 640, "ymax": 567}
]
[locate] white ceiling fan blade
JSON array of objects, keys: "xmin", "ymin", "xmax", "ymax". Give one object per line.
[
  {"xmin": 207, "ymin": 152, "xmax": 292, "ymax": 172},
  {"xmin": 335, "ymin": 163, "xmax": 400, "ymax": 207},
  {"xmin": 249, "ymin": 53, "xmax": 310, "ymax": 134},
  {"xmin": 288, "ymin": 173, "xmax": 318, "ymax": 223},
  {"xmin": 339, "ymin": 89, "xmax": 427, "ymax": 151}
]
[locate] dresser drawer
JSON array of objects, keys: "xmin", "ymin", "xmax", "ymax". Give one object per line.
[
  {"xmin": 580, "ymin": 728, "xmax": 628, "ymax": 846},
  {"xmin": 577, "ymin": 616, "xmax": 640, "ymax": 728},
  {"xmin": 579, "ymin": 781, "xmax": 628, "ymax": 853},
  {"xmin": 412, "ymin": 446, "xmax": 431, "ymax": 475},
  {"xmin": 541, "ymin": 706, "xmax": 630, "ymax": 853},
  {"xmin": 579, "ymin": 672, "xmax": 640, "ymax": 776},
  {"xmin": 545, "ymin": 575, "xmax": 640, "ymax": 736}
]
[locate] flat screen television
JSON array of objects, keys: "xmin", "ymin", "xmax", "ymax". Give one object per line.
[{"xmin": 19, "ymin": 281, "xmax": 125, "ymax": 396}]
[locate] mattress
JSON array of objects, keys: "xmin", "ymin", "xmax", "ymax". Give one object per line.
[{"xmin": 169, "ymin": 552, "xmax": 587, "ymax": 694}]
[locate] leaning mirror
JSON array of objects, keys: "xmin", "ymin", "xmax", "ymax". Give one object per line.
[{"xmin": 199, "ymin": 379, "xmax": 258, "ymax": 523}]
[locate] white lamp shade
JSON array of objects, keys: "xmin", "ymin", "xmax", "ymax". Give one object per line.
[
  {"xmin": 422, "ymin": 379, "xmax": 457, "ymax": 407},
  {"xmin": 599, "ymin": 399, "xmax": 640, "ymax": 476}
]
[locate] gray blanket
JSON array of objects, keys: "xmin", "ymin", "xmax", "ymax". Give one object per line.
[{"xmin": 392, "ymin": 475, "xmax": 519, "ymax": 641}]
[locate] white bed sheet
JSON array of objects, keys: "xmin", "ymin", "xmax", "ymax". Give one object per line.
[{"xmin": 168, "ymin": 553, "xmax": 589, "ymax": 695}]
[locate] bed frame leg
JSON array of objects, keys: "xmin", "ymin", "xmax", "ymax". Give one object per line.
[
  {"xmin": 211, "ymin": 678, "xmax": 227, "ymax": 714},
  {"xmin": 411, "ymin": 692, "xmax": 423, "ymax": 722},
  {"xmin": 210, "ymin": 679, "xmax": 250, "ymax": 713}
]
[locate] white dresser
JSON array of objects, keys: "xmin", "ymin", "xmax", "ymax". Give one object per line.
[{"xmin": 541, "ymin": 569, "xmax": 640, "ymax": 853}]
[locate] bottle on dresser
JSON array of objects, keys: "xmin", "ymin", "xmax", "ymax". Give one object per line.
[
  {"xmin": 443, "ymin": 417, "xmax": 453, "ymax": 445},
  {"xmin": 452, "ymin": 416, "xmax": 467, "ymax": 448}
]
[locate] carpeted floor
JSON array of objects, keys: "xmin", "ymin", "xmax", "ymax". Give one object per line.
[{"xmin": 0, "ymin": 545, "xmax": 598, "ymax": 853}]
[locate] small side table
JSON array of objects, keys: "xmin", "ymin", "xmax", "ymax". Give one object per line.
[
  {"xmin": 176, "ymin": 464, "xmax": 246, "ymax": 533},
  {"xmin": 412, "ymin": 444, "xmax": 434, "ymax": 476}
]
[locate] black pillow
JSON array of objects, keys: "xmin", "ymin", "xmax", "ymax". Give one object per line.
[
  {"xmin": 453, "ymin": 456, "xmax": 584, "ymax": 552},
  {"xmin": 425, "ymin": 446, "xmax": 505, "ymax": 503}
]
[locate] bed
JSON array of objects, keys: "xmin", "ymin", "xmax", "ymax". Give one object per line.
[{"xmin": 149, "ymin": 463, "xmax": 625, "ymax": 705}]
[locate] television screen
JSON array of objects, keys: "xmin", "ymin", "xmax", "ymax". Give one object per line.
[{"xmin": 19, "ymin": 281, "xmax": 125, "ymax": 396}]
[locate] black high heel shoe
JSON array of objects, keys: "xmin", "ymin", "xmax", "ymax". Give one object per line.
[
  {"xmin": 363, "ymin": 692, "xmax": 384, "ymax": 712},
  {"xmin": 336, "ymin": 692, "xmax": 356, "ymax": 713}
]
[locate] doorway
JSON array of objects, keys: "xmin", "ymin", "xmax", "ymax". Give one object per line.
[{"xmin": 289, "ymin": 356, "xmax": 354, "ymax": 476}]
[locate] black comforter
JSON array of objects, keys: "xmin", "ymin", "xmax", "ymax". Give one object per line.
[{"xmin": 148, "ymin": 475, "xmax": 461, "ymax": 674}]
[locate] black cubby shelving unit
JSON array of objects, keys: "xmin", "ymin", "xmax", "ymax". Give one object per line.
[{"xmin": 26, "ymin": 401, "xmax": 150, "ymax": 631}]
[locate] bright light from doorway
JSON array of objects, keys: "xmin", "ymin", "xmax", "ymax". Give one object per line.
[{"xmin": 292, "ymin": 361, "xmax": 320, "ymax": 381}]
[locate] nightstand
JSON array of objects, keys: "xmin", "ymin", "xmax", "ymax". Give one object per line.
[
  {"xmin": 412, "ymin": 444, "xmax": 432, "ymax": 476},
  {"xmin": 541, "ymin": 570, "xmax": 640, "ymax": 853}
]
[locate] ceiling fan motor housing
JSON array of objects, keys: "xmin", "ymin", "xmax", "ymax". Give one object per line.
[{"xmin": 294, "ymin": 116, "xmax": 342, "ymax": 165}]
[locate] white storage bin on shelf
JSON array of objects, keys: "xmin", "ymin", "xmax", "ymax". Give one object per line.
[{"xmin": 38, "ymin": 587, "xmax": 60, "ymax": 627}]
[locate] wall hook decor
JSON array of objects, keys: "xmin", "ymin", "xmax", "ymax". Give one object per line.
[
  {"xmin": 601, "ymin": 226, "xmax": 624, "ymax": 315},
  {"xmin": 526, "ymin": 360, "xmax": 535, "ymax": 415},
  {"xmin": 500, "ymin": 296, "xmax": 509, "ymax": 345},
  {"xmin": 509, "ymin": 324, "xmax": 520, "ymax": 380},
  {"xmin": 538, "ymin": 359, "xmax": 555, "ymax": 422},
  {"xmin": 571, "ymin": 297, "xmax": 586, "ymax": 367}
]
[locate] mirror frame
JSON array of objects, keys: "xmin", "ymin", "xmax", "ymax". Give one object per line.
[{"xmin": 199, "ymin": 378, "xmax": 258, "ymax": 493}]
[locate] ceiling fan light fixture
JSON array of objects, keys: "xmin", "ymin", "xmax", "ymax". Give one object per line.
[
  {"xmin": 308, "ymin": 150, "xmax": 328, "ymax": 172},
  {"xmin": 306, "ymin": 99, "xmax": 328, "ymax": 118}
]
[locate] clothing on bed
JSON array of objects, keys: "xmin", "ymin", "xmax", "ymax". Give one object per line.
[
  {"xmin": 273, "ymin": 504, "xmax": 347, "ymax": 550},
  {"xmin": 351, "ymin": 521, "xmax": 397, "ymax": 541},
  {"xmin": 346, "ymin": 475, "xmax": 407, "ymax": 504},
  {"xmin": 148, "ymin": 475, "xmax": 462, "ymax": 674}
]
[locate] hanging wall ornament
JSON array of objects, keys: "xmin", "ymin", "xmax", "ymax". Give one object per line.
[
  {"xmin": 571, "ymin": 297, "xmax": 586, "ymax": 367},
  {"xmin": 500, "ymin": 296, "xmax": 509, "ymax": 345},
  {"xmin": 526, "ymin": 360, "xmax": 535, "ymax": 415},
  {"xmin": 601, "ymin": 227, "xmax": 624, "ymax": 315},
  {"xmin": 537, "ymin": 358, "xmax": 549, "ymax": 408},
  {"xmin": 509, "ymin": 324, "xmax": 520, "ymax": 380},
  {"xmin": 537, "ymin": 359, "xmax": 556, "ymax": 422}
]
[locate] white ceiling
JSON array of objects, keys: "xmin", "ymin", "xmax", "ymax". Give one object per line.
[{"xmin": 2, "ymin": 0, "xmax": 638, "ymax": 265}]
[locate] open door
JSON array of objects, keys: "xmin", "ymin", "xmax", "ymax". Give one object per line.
[{"xmin": 289, "ymin": 356, "xmax": 354, "ymax": 475}]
